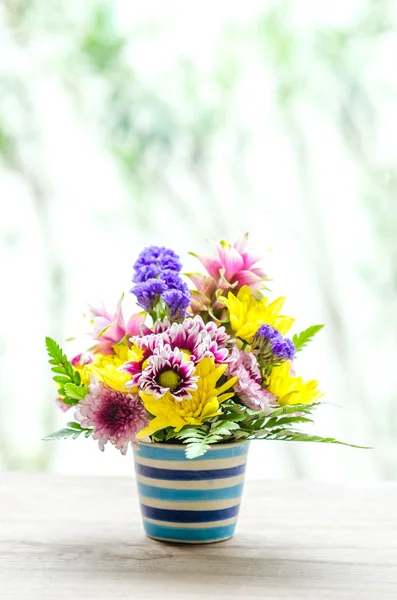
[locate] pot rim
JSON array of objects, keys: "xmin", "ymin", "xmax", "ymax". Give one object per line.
[{"xmin": 136, "ymin": 440, "xmax": 250, "ymax": 450}]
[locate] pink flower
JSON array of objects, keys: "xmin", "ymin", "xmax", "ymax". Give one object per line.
[
  {"xmin": 187, "ymin": 234, "xmax": 268, "ymax": 317},
  {"xmin": 121, "ymin": 317, "xmax": 230, "ymax": 388},
  {"xmin": 56, "ymin": 397, "xmax": 71, "ymax": 413},
  {"xmin": 75, "ymin": 380, "xmax": 149, "ymax": 454},
  {"xmin": 88, "ymin": 296, "xmax": 146, "ymax": 354},
  {"xmin": 139, "ymin": 345, "xmax": 198, "ymax": 400},
  {"xmin": 227, "ymin": 347, "xmax": 273, "ymax": 411},
  {"xmin": 189, "ymin": 233, "xmax": 267, "ymax": 295},
  {"xmin": 71, "ymin": 353, "xmax": 93, "ymax": 367}
]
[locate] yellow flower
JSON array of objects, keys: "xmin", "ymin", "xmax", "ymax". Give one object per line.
[
  {"xmin": 136, "ymin": 358, "xmax": 237, "ymax": 439},
  {"xmin": 266, "ymin": 361, "xmax": 322, "ymax": 406},
  {"xmin": 76, "ymin": 345, "xmax": 136, "ymax": 392},
  {"xmin": 221, "ymin": 285, "xmax": 294, "ymax": 342}
]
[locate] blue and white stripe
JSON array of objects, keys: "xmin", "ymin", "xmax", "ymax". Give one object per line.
[{"xmin": 134, "ymin": 441, "xmax": 250, "ymax": 544}]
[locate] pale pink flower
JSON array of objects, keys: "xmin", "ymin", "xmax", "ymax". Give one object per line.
[
  {"xmin": 88, "ymin": 296, "xmax": 146, "ymax": 354},
  {"xmin": 189, "ymin": 233, "xmax": 267, "ymax": 294},
  {"xmin": 227, "ymin": 347, "xmax": 273, "ymax": 411},
  {"xmin": 56, "ymin": 397, "xmax": 71, "ymax": 413},
  {"xmin": 75, "ymin": 379, "xmax": 149, "ymax": 454}
]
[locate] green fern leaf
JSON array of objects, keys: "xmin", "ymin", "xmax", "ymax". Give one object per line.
[
  {"xmin": 42, "ymin": 421, "xmax": 92, "ymax": 441},
  {"xmin": 254, "ymin": 428, "xmax": 370, "ymax": 448},
  {"xmin": 292, "ymin": 325, "xmax": 324, "ymax": 353}
]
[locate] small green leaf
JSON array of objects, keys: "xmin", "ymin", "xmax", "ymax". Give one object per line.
[
  {"xmin": 51, "ymin": 366, "xmax": 67, "ymax": 375},
  {"xmin": 53, "ymin": 376, "xmax": 71, "ymax": 385},
  {"xmin": 64, "ymin": 383, "xmax": 89, "ymax": 401},
  {"xmin": 60, "ymin": 396, "xmax": 79, "ymax": 406},
  {"xmin": 45, "ymin": 337, "xmax": 67, "ymax": 364},
  {"xmin": 292, "ymin": 325, "xmax": 324, "ymax": 353},
  {"xmin": 73, "ymin": 371, "xmax": 81, "ymax": 385}
]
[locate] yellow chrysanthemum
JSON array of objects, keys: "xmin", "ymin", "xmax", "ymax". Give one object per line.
[
  {"xmin": 136, "ymin": 358, "xmax": 237, "ymax": 439},
  {"xmin": 221, "ymin": 285, "xmax": 294, "ymax": 342},
  {"xmin": 266, "ymin": 361, "xmax": 322, "ymax": 406},
  {"xmin": 76, "ymin": 345, "xmax": 136, "ymax": 392}
]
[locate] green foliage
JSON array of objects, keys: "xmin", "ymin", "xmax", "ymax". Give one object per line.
[
  {"xmin": 42, "ymin": 422, "xmax": 92, "ymax": 441},
  {"xmin": 249, "ymin": 429, "xmax": 369, "ymax": 448},
  {"xmin": 168, "ymin": 400, "xmax": 367, "ymax": 458},
  {"xmin": 63, "ymin": 383, "xmax": 89, "ymax": 401},
  {"xmin": 173, "ymin": 420, "xmax": 240, "ymax": 459},
  {"xmin": 45, "ymin": 337, "xmax": 88, "ymax": 404},
  {"xmin": 292, "ymin": 325, "xmax": 324, "ymax": 353}
]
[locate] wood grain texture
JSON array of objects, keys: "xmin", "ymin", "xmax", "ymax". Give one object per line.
[{"xmin": 0, "ymin": 473, "xmax": 396, "ymax": 599}]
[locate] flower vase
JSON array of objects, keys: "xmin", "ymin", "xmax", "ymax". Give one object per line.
[{"xmin": 133, "ymin": 441, "xmax": 250, "ymax": 544}]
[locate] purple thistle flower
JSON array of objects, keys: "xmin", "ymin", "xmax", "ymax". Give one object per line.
[
  {"xmin": 133, "ymin": 246, "xmax": 182, "ymax": 283},
  {"xmin": 253, "ymin": 324, "xmax": 296, "ymax": 362}
]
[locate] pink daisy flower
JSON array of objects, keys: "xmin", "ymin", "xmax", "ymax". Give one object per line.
[
  {"xmin": 122, "ymin": 317, "xmax": 230, "ymax": 388},
  {"xmin": 227, "ymin": 347, "xmax": 273, "ymax": 412},
  {"xmin": 74, "ymin": 380, "xmax": 149, "ymax": 454},
  {"xmin": 161, "ymin": 317, "xmax": 230, "ymax": 364},
  {"xmin": 139, "ymin": 345, "xmax": 198, "ymax": 400}
]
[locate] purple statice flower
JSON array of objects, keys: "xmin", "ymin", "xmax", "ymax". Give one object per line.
[
  {"xmin": 130, "ymin": 247, "xmax": 190, "ymax": 318},
  {"xmin": 132, "ymin": 246, "xmax": 182, "ymax": 283},
  {"xmin": 253, "ymin": 324, "xmax": 295, "ymax": 362},
  {"xmin": 162, "ymin": 286, "xmax": 190, "ymax": 319},
  {"xmin": 139, "ymin": 345, "xmax": 198, "ymax": 401},
  {"xmin": 227, "ymin": 347, "xmax": 273, "ymax": 411},
  {"xmin": 131, "ymin": 278, "xmax": 166, "ymax": 312}
]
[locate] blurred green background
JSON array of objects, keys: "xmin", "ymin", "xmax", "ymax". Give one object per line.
[{"xmin": 0, "ymin": 0, "xmax": 396, "ymax": 480}]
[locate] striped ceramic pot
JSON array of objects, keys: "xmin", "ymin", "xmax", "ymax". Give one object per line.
[{"xmin": 133, "ymin": 441, "xmax": 250, "ymax": 544}]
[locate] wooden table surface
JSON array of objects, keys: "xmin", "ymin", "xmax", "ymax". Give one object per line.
[{"xmin": 0, "ymin": 473, "xmax": 396, "ymax": 599}]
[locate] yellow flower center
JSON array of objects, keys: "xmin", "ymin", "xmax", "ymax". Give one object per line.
[{"xmin": 158, "ymin": 369, "xmax": 181, "ymax": 390}]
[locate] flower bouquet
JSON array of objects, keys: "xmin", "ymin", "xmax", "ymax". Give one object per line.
[{"xmin": 45, "ymin": 234, "xmax": 361, "ymax": 543}]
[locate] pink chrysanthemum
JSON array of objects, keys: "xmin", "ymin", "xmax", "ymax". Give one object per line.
[
  {"xmin": 121, "ymin": 333, "xmax": 165, "ymax": 387},
  {"xmin": 122, "ymin": 317, "xmax": 230, "ymax": 388},
  {"xmin": 227, "ymin": 347, "xmax": 273, "ymax": 411},
  {"xmin": 161, "ymin": 317, "xmax": 230, "ymax": 364},
  {"xmin": 139, "ymin": 345, "xmax": 198, "ymax": 400},
  {"xmin": 75, "ymin": 380, "xmax": 149, "ymax": 454}
]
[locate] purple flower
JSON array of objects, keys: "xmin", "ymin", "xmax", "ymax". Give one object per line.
[
  {"xmin": 130, "ymin": 246, "xmax": 190, "ymax": 318},
  {"xmin": 133, "ymin": 246, "xmax": 182, "ymax": 283},
  {"xmin": 253, "ymin": 324, "xmax": 295, "ymax": 362},
  {"xmin": 131, "ymin": 278, "xmax": 166, "ymax": 312}
]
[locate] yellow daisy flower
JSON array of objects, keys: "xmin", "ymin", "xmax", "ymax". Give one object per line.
[
  {"xmin": 266, "ymin": 361, "xmax": 322, "ymax": 406},
  {"xmin": 221, "ymin": 285, "xmax": 294, "ymax": 342},
  {"xmin": 136, "ymin": 358, "xmax": 237, "ymax": 439},
  {"xmin": 76, "ymin": 345, "xmax": 136, "ymax": 392}
]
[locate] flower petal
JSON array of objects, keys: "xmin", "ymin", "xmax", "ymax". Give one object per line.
[
  {"xmin": 215, "ymin": 240, "xmax": 244, "ymax": 281},
  {"xmin": 189, "ymin": 252, "xmax": 221, "ymax": 279}
]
